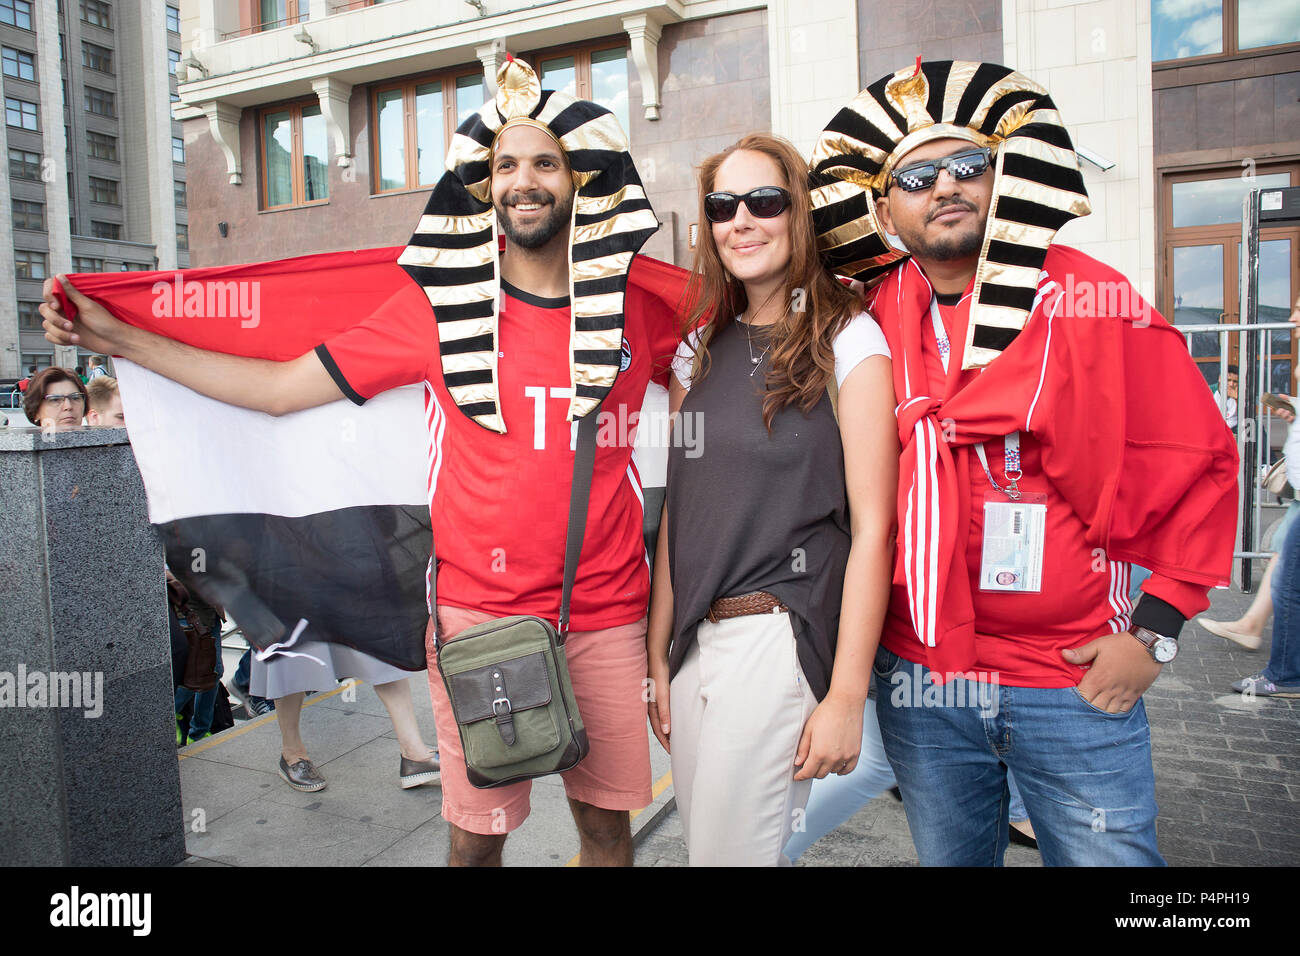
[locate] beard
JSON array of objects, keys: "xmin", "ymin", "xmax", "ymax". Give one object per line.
[
  {"xmin": 894, "ymin": 199, "xmax": 985, "ymax": 262},
  {"xmin": 497, "ymin": 189, "xmax": 574, "ymax": 250}
]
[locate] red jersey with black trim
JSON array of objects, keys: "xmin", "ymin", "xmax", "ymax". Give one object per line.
[{"xmin": 317, "ymin": 275, "xmax": 680, "ymax": 631}]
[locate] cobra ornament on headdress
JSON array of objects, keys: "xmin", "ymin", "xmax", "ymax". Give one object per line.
[
  {"xmin": 809, "ymin": 60, "xmax": 1091, "ymax": 369},
  {"xmin": 397, "ymin": 56, "xmax": 659, "ymax": 433}
]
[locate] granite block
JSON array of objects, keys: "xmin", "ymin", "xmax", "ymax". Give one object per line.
[
  {"xmin": 1234, "ymin": 75, "xmax": 1275, "ymax": 147},
  {"xmin": 0, "ymin": 451, "xmax": 52, "ymax": 674},
  {"xmin": 1273, "ymin": 72, "xmax": 1300, "ymax": 147},
  {"xmin": 0, "ymin": 425, "xmax": 130, "ymax": 451},
  {"xmin": 4, "ymin": 428, "xmax": 182, "ymax": 864},
  {"xmin": 1194, "ymin": 81, "xmax": 1236, "ymax": 150},
  {"xmin": 0, "ymin": 706, "xmax": 65, "ymax": 866},
  {"xmin": 60, "ymin": 663, "xmax": 185, "ymax": 866},
  {"xmin": 43, "ymin": 443, "xmax": 166, "ymax": 679}
]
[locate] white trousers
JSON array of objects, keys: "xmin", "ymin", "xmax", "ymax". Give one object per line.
[{"xmin": 670, "ymin": 611, "xmax": 819, "ymax": 866}]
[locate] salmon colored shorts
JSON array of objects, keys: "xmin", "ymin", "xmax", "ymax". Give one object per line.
[{"xmin": 427, "ymin": 606, "xmax": 653, "ymax": 835}]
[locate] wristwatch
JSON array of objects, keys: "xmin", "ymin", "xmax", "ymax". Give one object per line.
[{"xmin": 1131, "ymin": 626, "xmax": 1178, "ymax": 663}]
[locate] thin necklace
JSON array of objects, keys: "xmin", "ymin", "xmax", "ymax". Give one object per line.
[{"xmin": 741, "ymin": 319, "xmax": 772, "ymax": 377}]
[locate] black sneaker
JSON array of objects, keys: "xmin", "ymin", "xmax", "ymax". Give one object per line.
[
  {"xmin": 279, "ymin": 755, "xmax": 327, "ymax": 792},
  {"xmin": 399, "ymin": 752, "xmax": 441, "ymax": 789}
]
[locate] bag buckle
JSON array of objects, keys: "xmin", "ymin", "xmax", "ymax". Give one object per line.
[{"xmin": 491, "ymin": 695, "xmax": 516, "ymax": 747}]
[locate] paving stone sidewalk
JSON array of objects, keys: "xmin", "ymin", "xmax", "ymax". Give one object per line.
[
  {"xmin": 635, "ymin": 583, "xmax": 1300, "ymax": 867},
  {"xmin": 180, "ymin": 584, "xmax": 1296, "ymax": 866}
]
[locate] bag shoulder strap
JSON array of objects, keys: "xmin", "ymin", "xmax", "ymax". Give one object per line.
[
  {"xmin": 558, "ymin": 407, "xmax": 600, "ymax": 640},
  {"xmin": 826, "ymin": 375, "xmax": 839, "ymax": 426}
]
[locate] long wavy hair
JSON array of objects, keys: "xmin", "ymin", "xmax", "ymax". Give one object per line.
[{"xmin": 682, "ymin": 133, "xmax": 860, "ymax": 431}]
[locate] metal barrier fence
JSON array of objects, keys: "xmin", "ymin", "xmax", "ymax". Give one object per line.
[{"xmin": 1179, "ymin": 320, "xmax": 1294, "ymax": 588}]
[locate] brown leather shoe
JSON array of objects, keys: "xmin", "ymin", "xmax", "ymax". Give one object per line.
[{"xmin": 399, "ymin": 752, "xmax": 441, "ymax": 789}]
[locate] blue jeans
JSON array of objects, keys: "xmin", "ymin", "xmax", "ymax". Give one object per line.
[
  {"xmin": 1267, "ymin": 509, "xmax": 1300, "ymax": 685},
  {"xmin": 234, "ymin": 648, "xmax": 251, "ymax": 689},
  {"xmin": 873, "ymin": 646, "xmax": 1164, "ymax": 866},
  {"xmin": 174, "ymin": 623, "xmax": 225, "ymax": 740},
  {"xmin": 784, "ymin": 697, "xmax": 1030, "ymax": 860}
]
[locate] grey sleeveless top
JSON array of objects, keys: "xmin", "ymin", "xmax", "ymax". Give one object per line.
[{"xmin": 666, "ymin": 319, "xmax": 851, "ymax": 701}]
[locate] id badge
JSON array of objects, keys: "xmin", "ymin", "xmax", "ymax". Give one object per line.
[{"xmin": 979, "ymin": 491, "xmax": 1047, "ymax": 593}]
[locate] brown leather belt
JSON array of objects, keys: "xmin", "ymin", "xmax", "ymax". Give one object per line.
[{"xmin": 707, "ymin": 591, "xmax": 789, "ymax": 623}]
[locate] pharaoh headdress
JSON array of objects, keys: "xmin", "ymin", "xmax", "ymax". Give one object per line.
[
  {"xmin": 809, "ymin": 60, "xmax": 1091, "ymax": 369},
  {"xmin": 397, "ymin": 56, "xmax": 659, "ymax": 432}
]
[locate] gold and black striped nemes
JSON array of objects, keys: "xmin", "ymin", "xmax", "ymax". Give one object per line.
[
  {"xmin": 398, "ymin": 56, "xmax": 658, "ymax": 433},
  {"xmin": 809, "ymin": 60, "xmax": 1091, "ymax": 369}
]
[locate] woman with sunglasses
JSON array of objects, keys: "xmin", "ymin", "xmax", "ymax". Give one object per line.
[
  {"xmin": 22, "ymin": 367, "xmax": 89, "ymax": 430},
  {"xmin": 646, "ymin": 133, "xmax": 898, "ymax": 865}
]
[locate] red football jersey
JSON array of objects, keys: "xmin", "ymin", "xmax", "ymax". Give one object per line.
[
  {"xmin": 319, "ymin": 277, "xmax": 680, "ymax": 630},
  {"xmin": 880, "ymin": 298, "xmax": 1199, "ymax": 687}
]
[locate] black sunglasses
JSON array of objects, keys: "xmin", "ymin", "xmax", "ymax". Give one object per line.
[
  {"xmin": 703, "ymin": 187, "xmax": 792, "ymax": 223},
  {"xmin": 891, "ymin": 147, "xmax": 994, "ymax": 192}
]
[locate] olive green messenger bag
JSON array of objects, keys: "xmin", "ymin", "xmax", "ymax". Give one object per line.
[{"xmin": 433, "ymin": 408, "xmax": 599, "ymax": 788}]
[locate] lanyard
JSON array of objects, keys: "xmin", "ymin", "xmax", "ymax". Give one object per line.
[
  {"xmin": 928, "ymin": 296, "xmax": 952, "ymax": 373},
  {"xmin": 930, "ymin": 296, "xmax": 1021, "ymax": 499},
  {"xmin": 974, "ymin": 434, "xmax": 1022, "ymax": 500}
]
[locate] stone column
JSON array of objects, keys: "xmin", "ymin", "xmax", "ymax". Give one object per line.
[{"xmin": 0, "ymin": 427, "xmax": 184, "ymax": 866}]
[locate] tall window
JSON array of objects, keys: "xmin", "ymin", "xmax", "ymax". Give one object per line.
[
  {"xmin": 1153, "ymin": 0, "xmax": 1300, "ymax": 62},
  {"xmin": 87, "ymin": 130, "xmax": 118, "ymax": 161},
  {"xmin": 80, "ymin": 0, "xmax": 110, "ymax": 28},
  {"xmin": 89, "ymin": 176, "xmax": 119, "ymax": 204},
  {"xmin": 17, "ymin": 301, "xmax": 43, "ymax": 330},
  {"xmin": 166, "ymin": 4, "xmax": 179, "ymax": 33},
  {"xmin": 5, "ymin": 96, "xmax": 37, "ymax": 130},
  {"xmin": 80, "ymin": 0, "xmax": 110, "ymax": 29},
  {"xmin": 168, "ymin": 49, "xmax": 180, "ymax": 76},
  {"xmin": 174, "ymin": 181, "xmax": 187, "ymax": 207},
  {"xmin": 261, "ymin": 101, "xmax": 328, "ymax": 208},
  {"xmin": 2, "ymin": 46, "xmax": 35, "ymax": 80},
  {"xmin": 258, "ymin": 0, "xmax": 308, "ymax": 31},
  {"xmin": 85, "ymin": 86, "xmax": 116, "ymax": 117},
  {"xmin": 372, "ymin": 69, "xmax": 486, "ymax": 194},
  {"xmin": 1162, "ymin": 164, "xmax": 1300, "ymax": 393},
  {"xmin": 16, "ymin": 250, "xmax": 47, "ymax": 279},
  {"xmin": 454, "ymin": 73, "xmax": 487, "ymax": 128},
  {"xmin": 1, "ymin": 0, "xmax": 34, "ymax": 30},
  {"xmin": 172, "ymin": 136, "xmax": 185, "ymax": 163},
  {"xmin": 82, "ymin": 41, "xmax": 113, "ymax": 73},
  {"xmin": 9, "ymin": 147, "xmax": 41, "ymax": 180},
  {"xmin": 12, "ymin": 198, "xmax": 44, "ymax": 230},
  {"xmin": 536, "ymin": 42, "xmax": 630, "ymax": 133},
  {"xmin": 176, "ymin": 225, "xmax": 189, "ymax": 251}
]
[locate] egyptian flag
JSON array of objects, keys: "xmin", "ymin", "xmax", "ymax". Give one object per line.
[{"xmin": 52, "ymin": 249, "xmax": 687, "ymax": 670}]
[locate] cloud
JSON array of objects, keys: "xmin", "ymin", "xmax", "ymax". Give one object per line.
[{"xmin": 1154, "ymin": 0, "xmax": 1220, "ymax": 19}]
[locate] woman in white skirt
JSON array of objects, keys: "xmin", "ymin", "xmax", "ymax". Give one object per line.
[
  {"xmin": 252, "ymin": 642, "xmax": 440, "ymax": 793},
  {"xmin": 646, "ymin": 132, "xmax": 897, "ymax": 865}
]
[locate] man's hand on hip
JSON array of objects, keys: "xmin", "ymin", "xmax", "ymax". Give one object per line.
[{"xmin": 1061, "ymin": 631, "xmax": 1164, "ymax": 713}]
